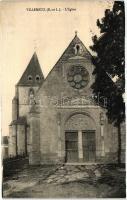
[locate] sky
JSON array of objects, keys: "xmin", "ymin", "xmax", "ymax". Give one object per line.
[{"xmin": 0, "ymin": 0, "xmax": 114, "ymax": 136}]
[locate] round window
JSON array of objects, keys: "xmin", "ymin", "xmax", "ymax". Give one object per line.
[{"xmin": 67, "ymin": 66, "xmax": 89, "ymax": 89}]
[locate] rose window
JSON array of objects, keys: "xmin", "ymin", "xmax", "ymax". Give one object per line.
[{"xmin": 67, "ymin": 66, "xmax": 89, "ymax": 89}]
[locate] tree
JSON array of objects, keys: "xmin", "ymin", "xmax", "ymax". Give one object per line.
[{"xmin": 90, "ymin": 1, "xmax": 125, "ymax": 164}]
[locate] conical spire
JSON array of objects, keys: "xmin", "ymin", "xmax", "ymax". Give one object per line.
[{"xmin": 17, "ymin": 52, "xmax": 44, "ymax": 86}]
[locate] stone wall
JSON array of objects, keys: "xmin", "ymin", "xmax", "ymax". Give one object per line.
[
  {"xmin": 17, "ymin": 125, "xmax": 26, "ymax": 155},
  {"xmin": 29, "ymin": 110, "xmax": 40, "ymax": 165},
  {"xmin": 8, "ymin": 125, "xmax": 16, "ymax": 157},
  {"xmin": 37, "ymin": 104, "xmax": 118, "ymax": 164}
]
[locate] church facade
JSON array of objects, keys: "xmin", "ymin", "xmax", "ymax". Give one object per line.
[{"xmin": 9, "ymin": 34, "xmax": 119, "ymax": 165}]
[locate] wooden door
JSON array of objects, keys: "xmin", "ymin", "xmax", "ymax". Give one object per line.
[
  {"xmin": 82, "ymin": 131, "xmax": 96, "ymax": 162},
  {"xmin": 65, "ymin": 131, "xmax": 78, "ymax": 162}
]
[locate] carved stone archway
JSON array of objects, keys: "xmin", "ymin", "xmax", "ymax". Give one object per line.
[
  {"xmin": 65, "ymin": 113, "xmax": 96, "ymax": 131},
  {"xmin": 64, "ymin": 113, "xmax": 96, "ymax": 163}
]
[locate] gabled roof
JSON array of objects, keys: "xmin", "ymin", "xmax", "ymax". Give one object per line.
[
  {"xmin": 55, "ymin": 34, "xmax": 92, "ymax": 66},
  {"xmin": 17, "ymin": 52, "xmax": 44, "ymax": 86},
  {"xmin": 38, "ymin": 34, "xmax": 92, "ymax": 86}
]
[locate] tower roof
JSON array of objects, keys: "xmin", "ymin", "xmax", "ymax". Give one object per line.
[{"xmin": 17, "ymin": 52, "xmax": 44, "ymax": 86}]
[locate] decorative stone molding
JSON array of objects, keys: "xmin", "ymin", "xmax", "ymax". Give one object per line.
[{"xmin": 65, "ymin": 113, "xmax": 96, "ymax": 130}]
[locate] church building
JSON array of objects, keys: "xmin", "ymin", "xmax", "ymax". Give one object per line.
[{"xmin": 9, "ymin": 33, "xmax": 120, "ymax": 165}]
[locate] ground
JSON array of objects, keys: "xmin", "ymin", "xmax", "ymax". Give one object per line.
[{"xmin": 3, "ymin": 164, "xmax": 126, "ymax": 198}]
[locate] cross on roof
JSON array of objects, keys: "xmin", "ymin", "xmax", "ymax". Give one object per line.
[{"xmin": 75, "ymin": 31, "xmax": 78, "ymax": 36}]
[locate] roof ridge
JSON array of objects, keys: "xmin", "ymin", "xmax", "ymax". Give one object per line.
[
  {"xmin": 37, "ymin": 34, "xmax": 93, "ymax": 94},
  {"xmin": 17, "ymin": 52, "xmax": 44, "ymax": 86}
]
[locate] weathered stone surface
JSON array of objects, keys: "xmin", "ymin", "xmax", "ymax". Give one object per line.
[
  {"xmin": 46, "ymin": 179, "xmax": 53, "ymax": 183},
  {"xmin": 83, "ymin": 172, "xmax": 90, "ymax": 178},
  {"xmin": 94, "ymin": 169, "xmax": 102, "ymax": 178}
]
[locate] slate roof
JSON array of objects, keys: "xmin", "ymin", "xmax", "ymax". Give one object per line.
[
  {"xmin": 17, "ymin": 52, "xmax": 44, "ymax": 86},
  {"xmin": 9, "ymin": 116, "xmax": 27, "ymax": 126}
]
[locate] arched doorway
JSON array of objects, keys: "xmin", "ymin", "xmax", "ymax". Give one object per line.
[{"xmin": 65, "ymin": 113, "xmax": 96, "ymax": 163}]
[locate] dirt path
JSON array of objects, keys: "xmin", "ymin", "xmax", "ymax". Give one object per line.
[{"xmin": 3, "ymin": 165, "xmax": 126, "ymax": 198}]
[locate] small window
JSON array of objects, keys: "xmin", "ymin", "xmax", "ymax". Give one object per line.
[
  {"xmin": 76, "ymin": 44, "xmax": 80, "ymax": 52},
  {"xmin": 74, "ymin": 44, "xmax": 82, "ymax": 55},
  {"xmin": 35, "ymin": 75, "xmax": 40, "ymax": 81},
  {"xmin": 28, "ymin": 75, "xmax": 32, "ymax": 81}
]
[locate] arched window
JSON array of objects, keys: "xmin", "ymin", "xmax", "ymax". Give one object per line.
[
  {"xmin": 74, "ymin": 44, "xmax": 83, "ymax": 55},
  {"xmin": 35, "ymin": 75, "xmax": 40, "ymax": 81},
  {"xmin": 28, "ymin": 75, "xmax": 32, "ymax": 81},
  {"xmin": 76, "ymin": 44, "xmax": 80, "ymax": 53}
]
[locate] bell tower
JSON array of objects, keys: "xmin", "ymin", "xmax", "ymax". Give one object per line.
[{"xmin": 9, "ymin": 52, "xmax": 44, "ymax": 157}]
